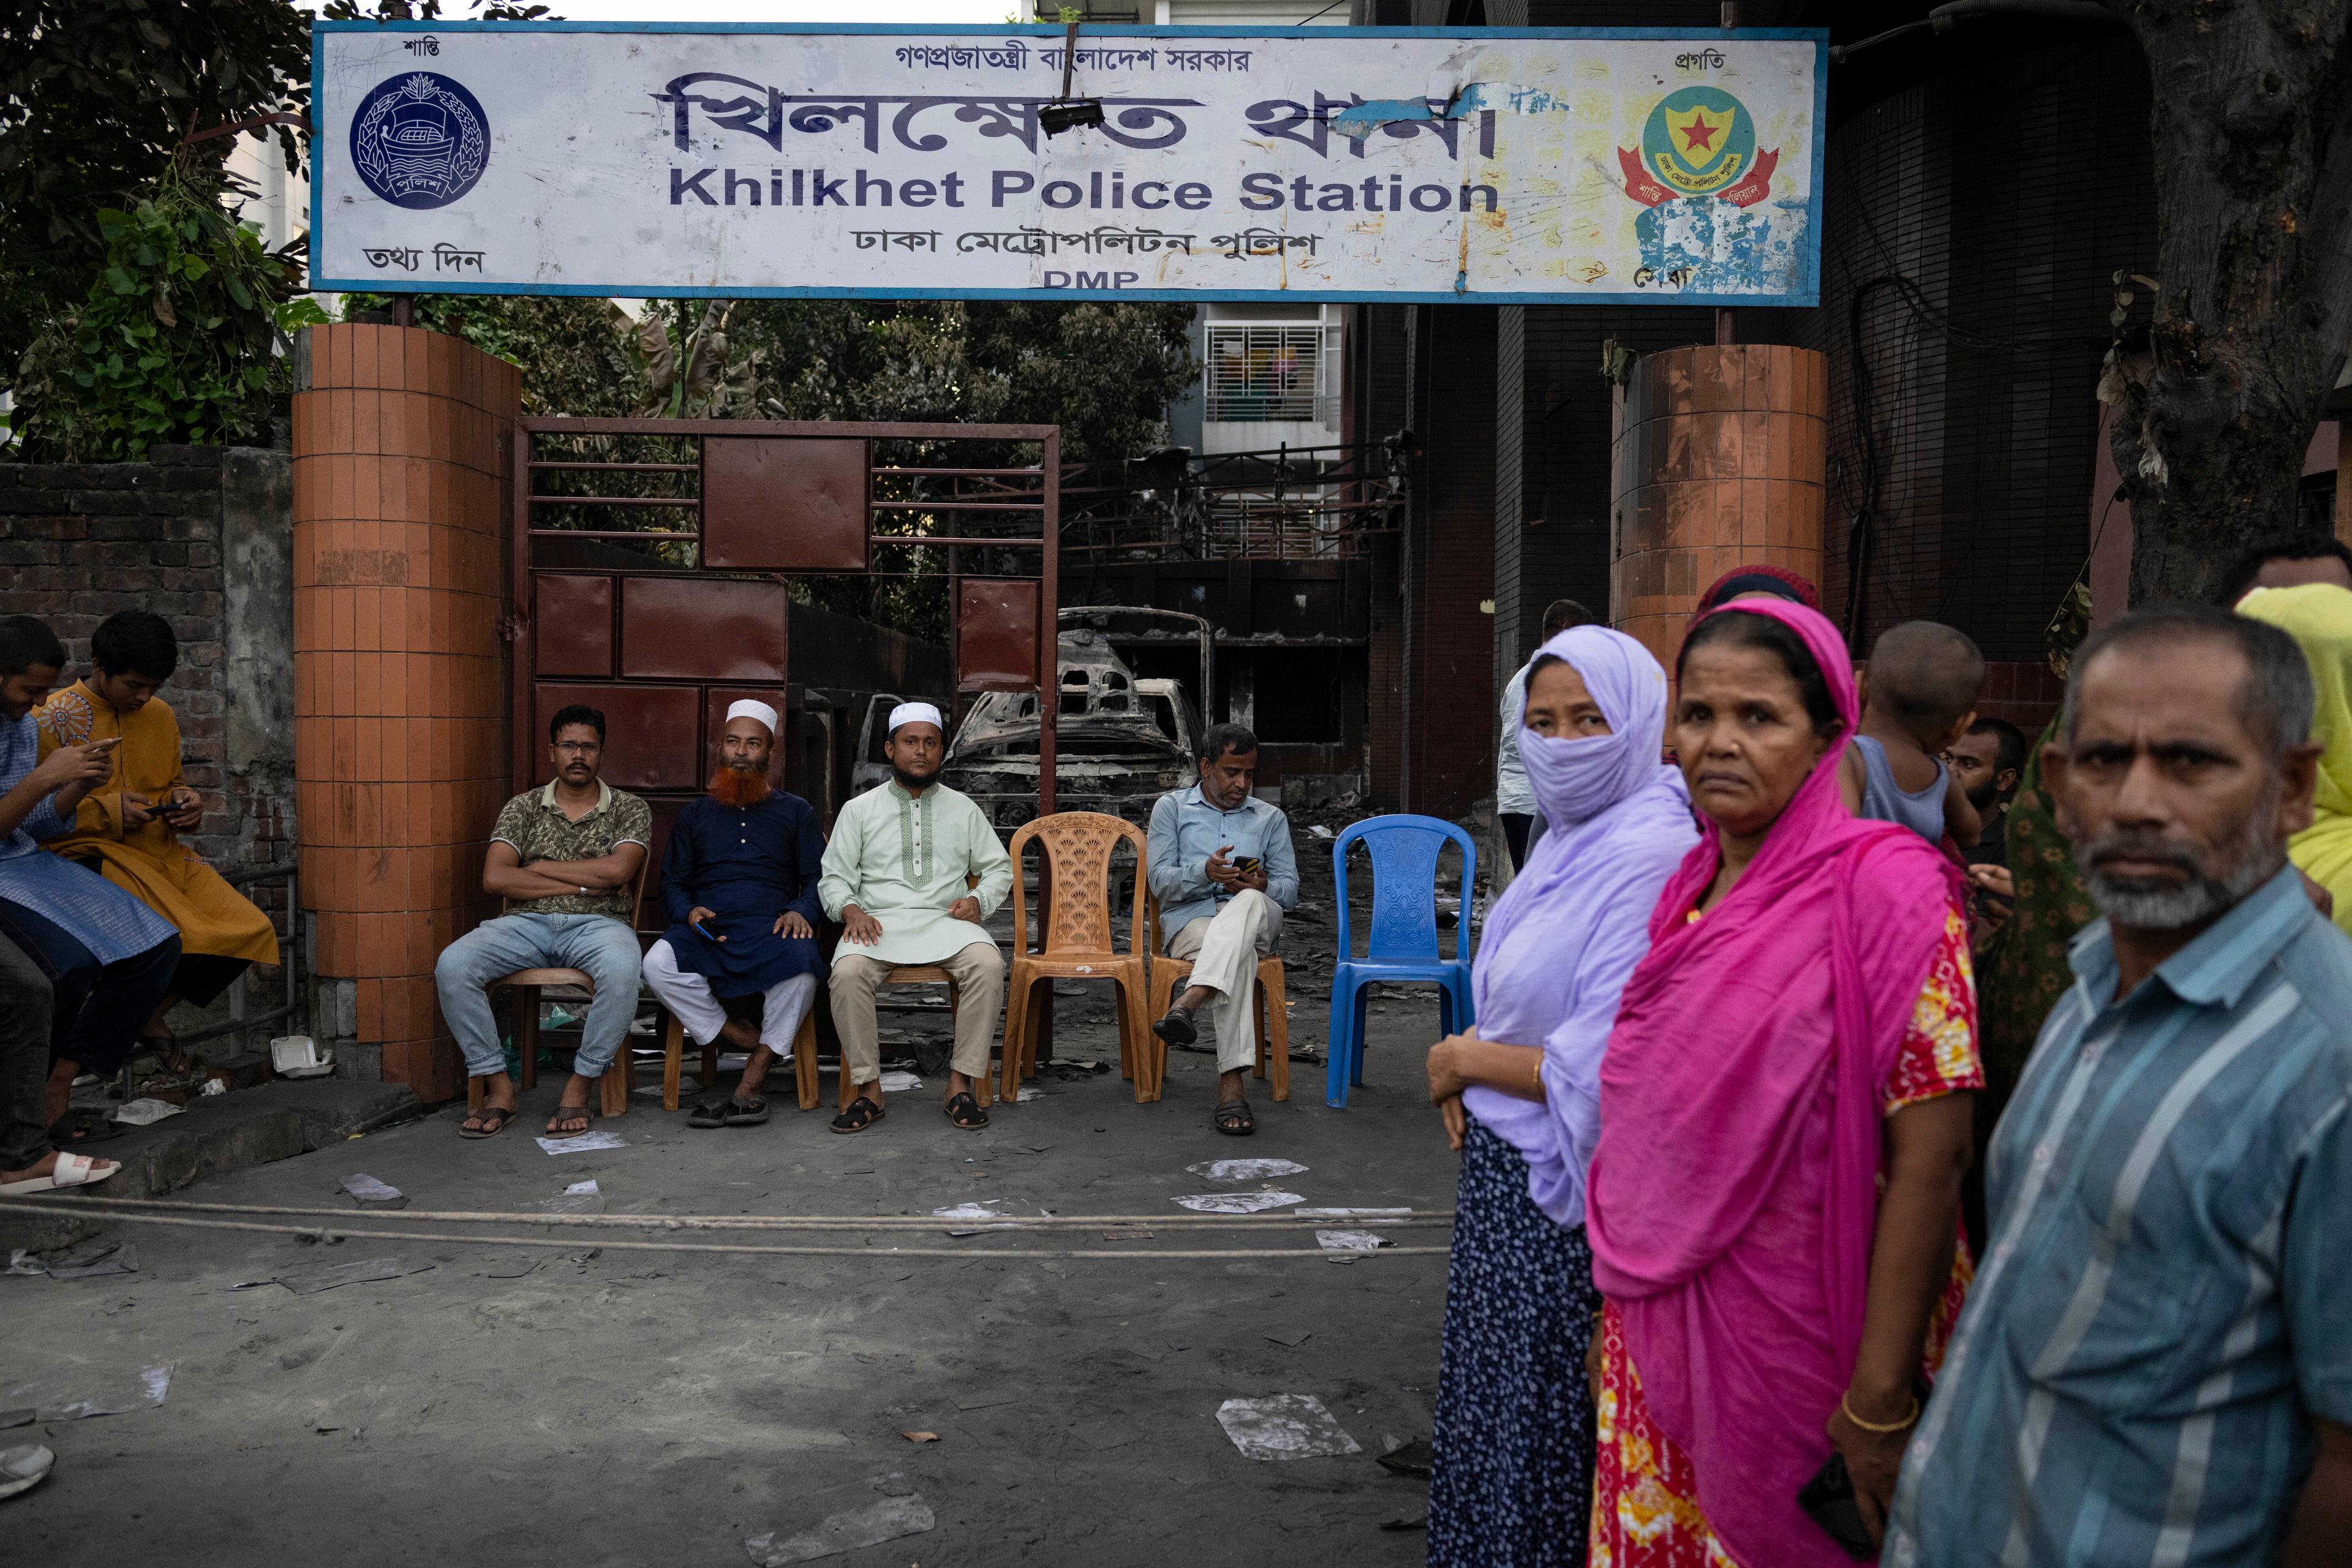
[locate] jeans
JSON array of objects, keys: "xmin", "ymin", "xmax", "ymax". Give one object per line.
[
  {"xmin": 0, "ymin": 932, "xmax": 54, "ymax": 1170},
  {"xmin": 434, "ymin": 912, "xmax": 643, "ymax": 1080}
]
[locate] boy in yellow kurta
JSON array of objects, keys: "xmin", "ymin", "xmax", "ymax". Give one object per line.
[{"xmin": 34, "ymin": 612, "xmax": 277, "ymax": 1066}]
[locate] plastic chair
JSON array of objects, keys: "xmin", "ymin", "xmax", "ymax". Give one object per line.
[
  {"xmin": 1325, "ymin": 814, "xmax": 1476, "ymax": 1108},
  {"xmin": 1143, "ymin": 892, "xmax": 1289, "ymax": 1104},
  {"xmin": 469, "ymin": 853, "xmax": 652, "ymax": 1120},
  {"xmin": 1000, "ymin": 812, "xmax": 1152, "ymax": 1104}
]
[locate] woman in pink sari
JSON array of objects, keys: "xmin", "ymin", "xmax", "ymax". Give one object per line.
[{"xmin": 1584, "ymin": 600, "xmax": 1981, "ymax": 1568}]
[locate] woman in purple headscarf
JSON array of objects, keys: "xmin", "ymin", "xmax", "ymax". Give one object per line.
[{"xmin": 1422, "ymin": 625, "xmax": 1700, "ymax": 1567}]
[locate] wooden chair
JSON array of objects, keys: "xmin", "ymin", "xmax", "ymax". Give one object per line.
[
  {"xmin": 658, "ymin": 1006, "xmax": 818, "ymax": 1112},
  {"xmin": 467, "ymin": 854, "xmax": 651, "ymax": 1120},
  {"xmin": 1143, "ymin": 892, "xmax": 1291, "ymax": 1104},
  {"xmin": 999, "ymin": 812, "xmax": 1152, "ymax": 1104}
]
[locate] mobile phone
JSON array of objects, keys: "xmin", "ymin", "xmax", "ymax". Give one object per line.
[{"xmin": 1232, "ymin": 855, "xmax": 1261, "ymax": 875}]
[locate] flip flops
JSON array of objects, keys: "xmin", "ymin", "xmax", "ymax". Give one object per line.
[
  {"xmin": 542, "ymin": 1103, "xmax": 595, "ymax": 1139},
  {"xmin": 0, "ymin": 1444, "xmax": 54, "ymax": 1501},
  {"xmin": 0, "ymin": 1152, "xmax": 121, "ymax": 1196},
  {"xmin": 458, "ymin": 1104, "xmax": 518, "ymax": 1140}
]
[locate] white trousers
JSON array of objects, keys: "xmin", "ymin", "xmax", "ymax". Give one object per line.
[
  {"xmin": 1167, "ymin": 889, "xmax": 1283, "ymax": 1073},
  {"xmin": 642, "ymin": 940, "xmax": 818, "ymax": 1056}
]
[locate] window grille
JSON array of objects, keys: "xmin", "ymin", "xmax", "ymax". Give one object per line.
[{"xmin": 1205, "ymin": 324, "xmax": 1335, "ymax": 423}]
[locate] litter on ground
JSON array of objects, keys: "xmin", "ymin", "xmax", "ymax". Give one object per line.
[
  {"xmin": 535, "ymin": 1129, "xmax": 628, "ymax": 1155},
  {"xmin": 341, "ymin": 1174, "xmax": 405, "ymax": 1207},
  {"xmin": 251, "ymin": 1257, "xmax": 435, "ymax": 1295},
  {"xmin": 2, "ymin": 1365, "xmax": 171, "ymax": 1421},
  {"xmin": 1185, "ymin": 1158, "xmax": 1308, "ymax": 1182},
  {"xmin": 1173, "ymin": 1191, "xmax": 1304, "ymax": 1215},
  {"xmin": 1315, "ymin": 1229, "xmax": 1396, "ymax": 1254},
  {"xmin": 1214, "ymin": 1394, "xmax": 1362, "ymax": 1461},
  {"xmin": 743, "ymin": 1494, "xmax": 935, "ymax": 1566}
]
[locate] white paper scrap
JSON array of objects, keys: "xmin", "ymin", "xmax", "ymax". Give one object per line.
[
  {"xmin": 113, "ymin": 1098, "xmax": 183, "ymax": 1127},
  {"xmin": 744, "ymin": 1494, "xmax": 936, "ymax": 1565},
  {"xmin": 1015, "ymin": 1087, "xmax": 1043, "ymax": 1102},
  {"xmin": 1293, "ymin": 1207, "xmax": 1411, "ymax": 1218},
  {"xmin": 564, "ymin": 1179, "xmax": 599, "ymax": 1194},
  {"xmin": 1185, "ymin": 1158, "xmax": 1308, "ymax": 1182},
  {"xmin": 1315, "ymin": 1230, "xmax": 1395, "ymax": 1253},
  {"xmin": 536, "ymin": 1129, "xmax": 628, "ymax": 1155},
  {"xmin": 1215, "ymin": 1394, "xmax": 1362, "ymax": 1461},
  {"xmin": 3, "ymin": 1364, "xmax": 172, "ymax": 1421},
  {"xmin": 1173, "ymin": 1191, "xmax": 1304, "ymax": 1215},
  {"xmin": 341, "ymin": 1174, "xmax": 402, "ymax": 1203},
  {"xmin": 878, "ymin": 1071, "xmax": 923, "ymax": 1093}
]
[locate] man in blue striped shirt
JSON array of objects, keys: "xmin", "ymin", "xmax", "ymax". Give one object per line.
[{"xmin": 1887, "ymin": 605, "xmax": 2352, "ymax": 1567}]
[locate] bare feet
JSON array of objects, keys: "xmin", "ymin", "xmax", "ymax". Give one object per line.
[{"xmin": 720, "ymin": 1018, "xmax": 772, "ymax": 1101}]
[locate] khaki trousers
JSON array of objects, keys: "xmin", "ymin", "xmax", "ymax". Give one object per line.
[
  {"xmin": 1167, "ymin": 889, "xmax": 1283, "ymax": 1073},
  {"xmin": 829, "ymin": 941, "xmax": 1005, "ymax": 1087}
]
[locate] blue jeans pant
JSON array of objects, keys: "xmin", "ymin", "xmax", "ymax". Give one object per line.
[{"xmin": 434, "ymin": 913, "xmax": 642, "ymax": 1080}]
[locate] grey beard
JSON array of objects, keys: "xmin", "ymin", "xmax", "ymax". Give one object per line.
[{"xmin": 2074, "ymin": 797, "xmax": 2283, "ymax": 930}]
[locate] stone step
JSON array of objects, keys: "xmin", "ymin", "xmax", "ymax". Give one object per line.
[{"xmin": 1, "ymin": 1079, "xmax": 421, "ymax": 1257}]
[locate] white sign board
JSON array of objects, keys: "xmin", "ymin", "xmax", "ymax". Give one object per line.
[{"xmin": 312, "ymin": 21, "xmax": 1824, "ymax": 305}]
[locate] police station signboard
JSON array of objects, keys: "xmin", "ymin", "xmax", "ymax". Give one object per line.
[{"xmin": 312, "ymin": 21, "xmax": 1825, "ymax": 306}]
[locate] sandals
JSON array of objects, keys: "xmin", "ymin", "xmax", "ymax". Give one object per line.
[
  {"xmin": 1152, "ymin": 1008, "xmax": 1199, "ymax": 1049},
  {"xmin": 47, "ymin": 1107, "xmax": 122, "ymax": 1150},
  {"xmin": 830, "ymin": 1096, "xmax": 886, "ymax": 1134},
  {"xmin": 139, "ymin": 1033, "xmax": 195, "ymax": 1077},
  {"xmin": 459, "ymin": 1104, "xmax": 518, "ymax": 1140},
  {"xmin": 0, "ymin": 1152, "xmax": 120, "ymax": 1196},
  {"xmin": 689, "ymin": 1096, "xmax": 769, "ymax": 1129},
  {"xmin": 543, "ymin": 1102, "xmax": 595, "ymax": 1139},
  {"xmin": 944, "ymin": 1091, "xmax": 989, "ymax": 1131},
  {"xmin": 1213, "ymin": 1098, "xmax": 1255, "ymax": 1137}
]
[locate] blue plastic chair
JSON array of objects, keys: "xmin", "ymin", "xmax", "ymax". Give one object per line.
[{"xmin": 1325, "ymin": 814, "xmax": 1477, "ymax": 1107}]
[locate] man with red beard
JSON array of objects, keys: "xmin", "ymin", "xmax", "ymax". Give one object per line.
[{"xmin": 641, "ymin": 701, "xmax": 825, "ymax": 1128}]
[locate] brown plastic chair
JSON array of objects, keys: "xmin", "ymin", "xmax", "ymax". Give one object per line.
[
  {"xmin": 467, "ymin": 853, "xmax": 651, "ymax": 1120},
  {"xmin": 1143, "ymin": 891, "xmax": 1290, "ymax": 1104},
  {"xmin": 999, "ymin": 812, "xmax": 1152, "ymax": 1104}
]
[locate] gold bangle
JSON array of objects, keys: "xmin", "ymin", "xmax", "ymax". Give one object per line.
[
  {"xmin": 1840, "ymin": 1392, "xmax": 1920, "ymax": 1434},
  {"xmin": 1530, "ymin": 1053, "xmax": 1544, "ymax": 1092}
]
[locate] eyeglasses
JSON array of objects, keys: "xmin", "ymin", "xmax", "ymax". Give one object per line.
[{"xmin": 552, "ymin": 741, "xmax": 599, "ymax": 754}]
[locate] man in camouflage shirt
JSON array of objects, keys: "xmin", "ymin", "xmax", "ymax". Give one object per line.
[{"xmin": 434, "ymin": 704, "xmax": 650, "ymax": 1139}]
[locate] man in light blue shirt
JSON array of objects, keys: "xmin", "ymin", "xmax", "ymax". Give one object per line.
[
  {"xmin": 1147, "ymin": 723, "xmax": 1298, "ymax": 1136},
  {"xmin": 1887, "ymin": 605, "xmax": 2352, "ymax": 1568}
]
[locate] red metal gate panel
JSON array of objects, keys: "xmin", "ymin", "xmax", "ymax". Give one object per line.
[{"xmin": 702, "ymin": 436, "xmax": 871, "ymax": 571}]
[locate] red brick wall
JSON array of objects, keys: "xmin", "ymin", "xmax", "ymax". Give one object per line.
[
  {"xmin": 292, "ymin": 325, "xmax": 518, "ymax": 1103},
  {"xmin": 1975, "ymin": 659, "xmax": 2064, "ymax": 737}
]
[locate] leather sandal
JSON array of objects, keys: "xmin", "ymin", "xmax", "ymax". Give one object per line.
[
  {"xmin": 944, "ymin": 1091, "xmax": 988, "ymax": 1131},
  {"xmin": 830, "ymin": 1096, "xmax": 885, "ymax": 1134}
]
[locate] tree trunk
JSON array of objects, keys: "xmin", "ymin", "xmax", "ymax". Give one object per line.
[{"xmin": 2110, "ymin": 0, "xmax": 2352, "ymax": 606}]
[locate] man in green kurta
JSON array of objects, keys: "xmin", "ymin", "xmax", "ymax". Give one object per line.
[{"xmin": 818, "ymin": 702, "xmax": 1011, "ymax": 1133}]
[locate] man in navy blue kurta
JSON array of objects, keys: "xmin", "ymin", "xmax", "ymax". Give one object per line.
[{"xmin": 641, "ymin": 703, "xmax": 825, "ymax": 1126}]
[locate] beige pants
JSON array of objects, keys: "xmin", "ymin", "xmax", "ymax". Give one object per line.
[
  {"xmin": 829, "ymin": 941, "xmax": 1006, "ymax": 1087},
  {"xmin": 1168, "ymin": 889, "xmax": 1283, "ymax": 1073}
]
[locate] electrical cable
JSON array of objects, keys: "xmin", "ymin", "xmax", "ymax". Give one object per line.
[
  {"xmin": 0, "ymin": 1200, "xmax": 1450, "ymax": 1263},
  {"xmin": 0, "ymin": 1193, "xmax": 1450, "ymax": 1231}
]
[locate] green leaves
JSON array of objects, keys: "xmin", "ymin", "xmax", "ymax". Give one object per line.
[{"xmin": 7, "ymin": 169, "xmax": 313, "ymax": 460}]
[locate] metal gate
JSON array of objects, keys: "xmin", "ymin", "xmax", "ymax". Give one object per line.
[{"xmin": 508, "ymin": 417, "xmax": 1061, "ymax": 931}]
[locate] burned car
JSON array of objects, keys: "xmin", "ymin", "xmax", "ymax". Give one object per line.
[{"xmin": 944, "ymin": 627, "xmax": 1199, "ymax": 829}]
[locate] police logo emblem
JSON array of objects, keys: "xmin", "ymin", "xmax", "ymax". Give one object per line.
[
  {"xmin": 1617, "ymin": 85, "xmax": 1779, "ymax": 211},
  {"xmin": 350, "ymin": 72, "xmax": 489, "ymax": 210}
]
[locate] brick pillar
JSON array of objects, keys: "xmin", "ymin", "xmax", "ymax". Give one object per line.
[
  {"xmin": 1610, "ymin": 345, "xmax": 1829, "ymax": 675},
  {"xmin": 292, "ymin": 325, "xmax": 518, "ymax": 1102}
]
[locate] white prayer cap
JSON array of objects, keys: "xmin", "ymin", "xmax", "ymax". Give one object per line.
[
  {"xmin": 888, "ymin": 701, "xmax": 944, "ymax": 736},
  {"xmin": 724, "ymin": 699, "xmax": 778, "ymax": 735}
]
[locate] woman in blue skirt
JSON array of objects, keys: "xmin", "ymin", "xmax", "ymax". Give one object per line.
[{"xmin": 1423, "ymin": 626, "xmax": 1699, "ymax": 1566}]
